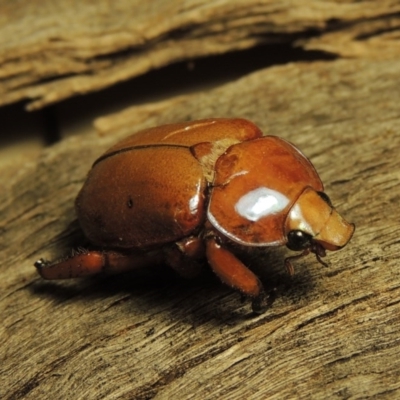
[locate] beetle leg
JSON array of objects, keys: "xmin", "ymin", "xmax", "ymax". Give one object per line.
[
  {"xmin": 164, "ymin": 236, "xmax": 205, "ymax": 279},
  {"xmin": 284, "ymin": 249, "xmax": 311, "ymax": 276},
  {"xmin": 205, "ymin": 237, "xmax": 269, "ymax": 313},
  {"xmin": 34, "ymin": 249, "xmax": 164, "ymax": 280}
]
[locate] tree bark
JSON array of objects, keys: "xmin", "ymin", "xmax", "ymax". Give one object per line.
[{"xmin": 1, "ymin": 1, "xmax": 400, "ymax": 399}]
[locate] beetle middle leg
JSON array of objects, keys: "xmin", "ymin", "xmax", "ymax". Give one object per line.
[
  {"xmin": 164, "ymin": 236, "xmax": 205, "ymax": 279},
  {"xmin": 205, "ymin": 237, "xmax": 270, "ymax": 313},
  {"xmin": 35, "ymin": 249, "xmax": 164, "ymax": 280}
]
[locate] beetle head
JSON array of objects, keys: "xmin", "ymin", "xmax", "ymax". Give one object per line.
[{"xmin": 285, "ymin": 187, "xmax": 355, "ymax": 267}]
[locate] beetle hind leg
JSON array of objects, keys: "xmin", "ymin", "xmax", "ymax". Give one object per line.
[{"xmin": 35, "ymin": 248, "xmax": 164, "ymax": 280}]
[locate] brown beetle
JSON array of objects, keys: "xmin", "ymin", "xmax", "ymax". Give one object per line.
[{"xmin": 35, "ymin": 118, "xmax": 354, "ymax": 312}]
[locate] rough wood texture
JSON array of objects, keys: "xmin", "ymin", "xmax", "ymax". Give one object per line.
[
  {"xmin": 1, "ymin": 0, "xmax": 399, "ymax": 110},
  {"xmin": 2, "ymin": 2, "xmax": 400, "ymax": 400},
  {"xmin": 2, "ymin": 57, "xmax": 400, "ymax": 399}
]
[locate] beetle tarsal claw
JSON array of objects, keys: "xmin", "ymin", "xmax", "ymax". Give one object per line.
[
  {"xmin": 251, "ymin": 296, "xmax": 266, "ymax": 314},
  {"xmin": 34, "ymin": 258, "xmax": 49, "ymax": 269},
  {"xmin": 251, "ymin": 288, "xmax": 277, "ymax": 314}
]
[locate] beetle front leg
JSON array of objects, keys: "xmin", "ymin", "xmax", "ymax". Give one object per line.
[
  {"xmin": 205, "ymin": 237, "xmax": 269, "ymax": 313},
  {"xmin": 35, "ymin": 249, "xmax": 164, "ymax": 280}
]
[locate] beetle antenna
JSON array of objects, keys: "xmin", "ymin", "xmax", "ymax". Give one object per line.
[
  {"xmin": 311, "ymin": 243, "xmax": 329, "ymax": 268},
  {"xmin": 315, "ymin": 252, "xmax": 329, "ymax": 268}
]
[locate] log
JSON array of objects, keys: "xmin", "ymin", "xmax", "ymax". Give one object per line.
[
  {"xmin": 0, "ymin": 0, "xmax": 399, "ymax": 110},
  {"xmin": 2, "ymin": 2, "xmax": 400, "ymax": 399}
]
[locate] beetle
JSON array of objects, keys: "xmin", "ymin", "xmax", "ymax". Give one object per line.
[{"xmin": 35, "ymin": 118, "xmax": 355, "ymax": 313}]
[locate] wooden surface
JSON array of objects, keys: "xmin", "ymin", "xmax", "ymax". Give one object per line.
[
  {"xmin": 2, "ymin": 2, "xmax": 400, "ymax": 400},
  {"xmin": 1, "ymin": 0, "xmax": 399, "ymax": 110}
]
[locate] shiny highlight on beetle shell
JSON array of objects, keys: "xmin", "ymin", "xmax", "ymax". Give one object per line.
[{"xmin": 235, "ymin": 187, "xmax": 290, "ymax": 222}]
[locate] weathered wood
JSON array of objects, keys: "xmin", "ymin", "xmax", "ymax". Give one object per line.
[
  {"xmin": 0, "ymin": 0, "xmax": 399, "ymax": 110},
  {"xmin": 2, "ymin": 55, "xmax": 400, "ymax": 398},
  {"xmin": 2, "ymin": 1, "xmax": 400, "ymax": 399}
]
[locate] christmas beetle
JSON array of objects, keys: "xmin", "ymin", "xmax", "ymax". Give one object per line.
[{"xmin": 35, "ymin": 118, "xmax": 355, "ymax": 312}]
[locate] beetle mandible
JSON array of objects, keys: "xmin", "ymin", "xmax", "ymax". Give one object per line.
[{"xmin": 35, "ymin": 118, "xmax": 355, "ymax": 313}]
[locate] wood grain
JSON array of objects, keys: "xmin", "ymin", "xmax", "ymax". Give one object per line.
[
  {"xmin": 2, "ymin": 56, "xmax": 400, "ymax": 399},
  {"xmin": 1, "ymin": 0, "xmax": 399, "ymax": 110},
  {"xmin": 1, "ymin": 2, "xmax": 400, "ymax": 399}
]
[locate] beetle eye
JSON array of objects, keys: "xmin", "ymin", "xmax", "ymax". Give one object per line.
[
  {"xmin": 287, "ymin": 230, "xmax": 312, "ymax": 251},
  {"xmin": 316, "ymin": 191, "xmax": 333, "ymax": 207}
]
